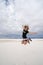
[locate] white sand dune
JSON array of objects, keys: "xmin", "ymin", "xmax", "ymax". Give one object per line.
[{"xmin": 0, "ymin": 39, "xmax": 43, "ymax": 65}]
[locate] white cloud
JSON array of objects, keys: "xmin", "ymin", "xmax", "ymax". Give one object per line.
[{"xmin": 0, "ymin": 0, "xmax": 43, "ymax": 34}]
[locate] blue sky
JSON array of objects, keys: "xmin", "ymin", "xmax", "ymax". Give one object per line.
[{"xmin": 0, "ymin": 0, "xmax": 43, "ymax": 34}]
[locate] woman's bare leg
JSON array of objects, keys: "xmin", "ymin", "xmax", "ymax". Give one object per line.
[{"xmin": 29, "ymin": 38, "xmax": 32, "ymax": 41}]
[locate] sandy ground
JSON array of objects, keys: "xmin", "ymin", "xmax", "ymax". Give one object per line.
[{"xmin": 0, "ymin": 39, "xmax": 43, "ymax": 65}]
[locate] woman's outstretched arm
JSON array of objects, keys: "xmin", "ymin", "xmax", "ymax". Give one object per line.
[{"xmin": 29, "ymin": 32, "xmax": 37, "ymax": 34}]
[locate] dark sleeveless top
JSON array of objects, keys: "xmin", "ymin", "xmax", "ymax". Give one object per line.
[{"xmin": 22, "ymin": 30, "xmax": 29, "ymax": 39}]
